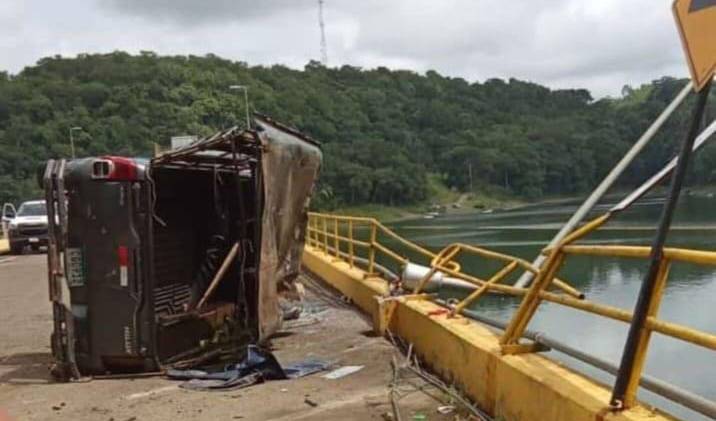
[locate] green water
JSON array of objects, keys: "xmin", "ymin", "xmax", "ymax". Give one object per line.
[{"xmin": 386, "ymin": 194, "xmax": 716, "ymax": 420}]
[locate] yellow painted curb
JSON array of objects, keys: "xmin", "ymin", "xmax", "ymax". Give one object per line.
[
  {"xmin": 302, "ymin": 245, "xmax": 676, "ymax": 421},
  {"xmin": 0, "ymin": 238, "xmax": 9, "ymax": 255}
]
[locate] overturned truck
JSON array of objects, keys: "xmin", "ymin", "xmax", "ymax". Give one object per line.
[{"xmin": 44, "ymin": 115, "xmax": 322, "ymax": 379}]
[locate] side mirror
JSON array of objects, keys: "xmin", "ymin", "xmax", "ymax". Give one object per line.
[{"xmin": 2, "ymin": 203, "xmax": 16, "ymax": 220}]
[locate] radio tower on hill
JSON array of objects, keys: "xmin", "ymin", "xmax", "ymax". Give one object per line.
[{"xmin": 318, "ymin": 0, "xmax": 328, "ymax": 65}]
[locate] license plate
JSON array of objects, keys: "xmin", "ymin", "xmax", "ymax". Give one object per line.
[
  {"xmin": 29, "ymin": 237, "xmax": 39, "ymax": 243},
  {"xmin": 66, "ymin": 248, "xmax": 85, "ymax": 287}
]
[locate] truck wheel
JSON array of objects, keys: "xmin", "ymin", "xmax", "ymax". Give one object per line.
[{"xmin": 9, "ymin": 242, "xmax": 23, "ymax": 255}]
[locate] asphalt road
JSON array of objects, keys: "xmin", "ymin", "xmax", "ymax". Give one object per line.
[{"xmin": 0, "ymin": 254, "xmax": 451, "ymax": 421}]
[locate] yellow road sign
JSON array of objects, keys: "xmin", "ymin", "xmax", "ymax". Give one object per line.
[{"xmin": 673, "ymin": 0, "xmax": 716, "ymax": 91}]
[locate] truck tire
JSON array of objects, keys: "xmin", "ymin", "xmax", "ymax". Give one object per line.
[{"xmin": 9, "ymin": 241, "xmax": 23, "ymax": 255}]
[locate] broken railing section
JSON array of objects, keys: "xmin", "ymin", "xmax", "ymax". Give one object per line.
[
  {"xmin": 517, "ymin": 78, "xmax": 716, "ymax": 289},
  {"xmin": 305, "ymin": 212, "xmax": 716, "ymax": 419},
  {"xmin": 305, "ymin": 213, "xmax": 583, "ymax": 303},
  {"xmin": 502, "ymin": 79, "xmax": 716, "ymax": 413},
  {"xmin": 611, "ymin": 78, "xmax": 714, "ymax": 410}
]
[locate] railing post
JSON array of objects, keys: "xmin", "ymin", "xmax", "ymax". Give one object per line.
[
  {"xmin": 367, "ymin": 222, "xmax": 377, "ymax": 275},
  {"xmin": 322, "ymin": 216, "xmax": 329, "ymax": 254},
  {"xmin": 348, "ymin": 219, "xmax": 355, "ymax": 268},
  {"xmin": 314, "ymin": 216, "xmax": 320, "ymax": 247},
  {"xmin": 307, "ymin": 216, "xmax": 312, "ymax": 247},
  {"xmin": 611, "ymin": 79, "xmax": 712, "ymax": 409},
  {"xmin": 333, "ymin": 217, "xmax": 340, "ymax": 258},
  {"xmin": 500, "ymin": 250, "xmax": 566, "ymax": 346},
  {"xmin": 620, "ymin": 258, "xmax": 672, "ymax": 407}
]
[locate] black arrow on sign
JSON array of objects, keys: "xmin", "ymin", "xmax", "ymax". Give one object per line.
[{"xmin": 690, "ymin": 0, "xmax": 716, "ymax": 13}]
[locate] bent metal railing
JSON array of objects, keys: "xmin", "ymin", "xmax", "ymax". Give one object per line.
[{"xmin": 306, "ymin": 212, "xmax": 716, "ymax": 418}]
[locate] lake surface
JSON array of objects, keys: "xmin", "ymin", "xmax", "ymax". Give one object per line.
[{"xmin": 386, "ymin": 194, "xmax": 716, "ymax": 420}]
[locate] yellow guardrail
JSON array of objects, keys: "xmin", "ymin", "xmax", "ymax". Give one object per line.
[
  {"xmin": 307, "ymin": 211, "xmax": 716, "ymax": 409},
  {"xmin": 306, "ymin": 212, "xmax": 463, "ymax": 274}
]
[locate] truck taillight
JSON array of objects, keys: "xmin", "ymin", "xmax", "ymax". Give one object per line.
[
  {"xmin": 118, "ymin": 246, "xmax": 129, "ymax": 287},
  {"xmin": 92, "ymin": 157, "xmax": 138, "ymax": 181}
]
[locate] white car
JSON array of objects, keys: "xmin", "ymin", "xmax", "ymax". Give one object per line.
[{"xmin": 3, "ymin": 200, "xmax": 49, "ymax": 254}]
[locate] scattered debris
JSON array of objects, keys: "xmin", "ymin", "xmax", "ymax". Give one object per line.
[
  {"xmin": 167, "ymin": 345, "xmax": 328, "ymax": 391},
  {"xmin": 322, "ymin": 365, "xmax": 364, "ymax": 380},
  {"xmin": 126, "ymin": 385, "xmax": 178, "ymax": 400},
  {"xmin": 304, "ymin": 397, "xmax": 319, "ymax": 407},
  {"xmin": 381, "ymin": 412, "xmax": 395, "ymax": 421},
  {"xmin": 437, "ymin": 405, "xmax": 455, "ymax": 414},
  {"xmin": 386, "ymin": 330, "xmax": 493, "ymax": 421},
  {"xmin": 282, "ymin": 316, "xmax": 322, "ymax": 329},
  {"xmin": 426, "ymin": 309, "xmax": 449, "ymax": 317},
  {"xmin": 282, "ymin": 305, "xmax": 303, "ymax": 321},
  {"xmin": 390, "ymin": 357, "xmax": 403, "ymax": 421}
]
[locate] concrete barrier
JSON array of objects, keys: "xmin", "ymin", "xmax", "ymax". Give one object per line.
[
  {"xmin": 302, "ymin": 245, "xmax": 677, "ymax": 421},
  {"xmin": 0, "ymin": 238, "xmax": 9, "ymax": 255}
]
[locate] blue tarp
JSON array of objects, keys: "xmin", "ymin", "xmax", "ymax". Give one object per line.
[{"xmin": 167, "ymin": 345, "xmax": 329, "ymax": 391}]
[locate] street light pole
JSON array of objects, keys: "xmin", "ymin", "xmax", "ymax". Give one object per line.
[
  {"xmin": 229, "ymin": 85, "xmax": 251, "ymax": 129},
  {"xmin": 69, "ymin": 126, "xmax": 82, "ymax": 159}
]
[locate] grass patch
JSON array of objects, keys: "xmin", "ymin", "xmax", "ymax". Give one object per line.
[
  {"xmin": 330, "ymin": 203, "xmax": 419, "ymax": 222},
  {"xmin": 325, "ymin": 176, "xmax": 525, "ymax": 222}
]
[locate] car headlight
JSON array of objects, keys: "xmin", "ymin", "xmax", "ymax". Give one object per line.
[{"xmin": 9, "ymin": 221, "xmax": 18, "ymax": 229}]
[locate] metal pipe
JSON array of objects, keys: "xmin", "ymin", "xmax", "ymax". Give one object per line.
[
  {"xmin": 196, "ymin": 242, "xmax": 240, "ymax": 309},
  {"xmin": 612, "ymin": 117, "xmax": 716, "ymax": 212},
  {"xmin": 611, "ymin": 80, "xmax": 713, "ymax": 408},
  {"xmin": 436, "ymin": 300, "xmax": 716, "ymax": 420},
  {"xmin": 515, "ymin": 81, "xmax": 693, "ymax": 288}
]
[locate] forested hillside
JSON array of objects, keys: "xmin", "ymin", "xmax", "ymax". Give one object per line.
[{"xmin": 1, "ymin": 52, "xmax": 715, "ymax": 207}]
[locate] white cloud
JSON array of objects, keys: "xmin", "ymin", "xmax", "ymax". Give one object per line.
[{"xmin": 0, "ymin": 0, "xmax": 692, "ymax": 97}]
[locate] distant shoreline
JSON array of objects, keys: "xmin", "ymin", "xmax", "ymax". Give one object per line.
[{"xmin": 319, "ymin": 183, "xmax": 716, "ymax": 224}]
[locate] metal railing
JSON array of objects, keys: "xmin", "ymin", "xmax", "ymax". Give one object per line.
[
  {"xmin": 306, "ymin": 213, "xmax": 462, "ymax": 274},
  {"xmin": 306, "ymin": 211, "xmax": 716, "ymax": 417}
]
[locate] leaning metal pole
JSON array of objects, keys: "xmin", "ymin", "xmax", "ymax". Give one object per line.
[
  {"xmin": 611, "ymin": 117, "xmax": 716, "ymax": 212},
  {"xmin": 611, "ymin": 79, "xmax": 712, "ymax": 408},
  {"xmin": 514, "ymin": 81, "xmax": 694, "ymax": 288}
]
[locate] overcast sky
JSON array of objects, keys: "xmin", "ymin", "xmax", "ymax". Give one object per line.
[{"xmin": 0, "ymin": 0, "xmax": 691, "ymax": 97}]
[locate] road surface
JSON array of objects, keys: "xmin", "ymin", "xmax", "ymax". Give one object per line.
[{"xmin": 0, "ymin": 254, "xmax": 454, "ymax": 420}]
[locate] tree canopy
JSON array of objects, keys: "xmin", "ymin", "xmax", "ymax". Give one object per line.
[{"xmin": 0, "ymin": 52, "xmax": 714, "ymax": 207}]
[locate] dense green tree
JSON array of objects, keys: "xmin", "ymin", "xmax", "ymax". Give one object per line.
[{"xmin": 0, "ymin": 53, "xmax": 714, "ymax": 208}]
